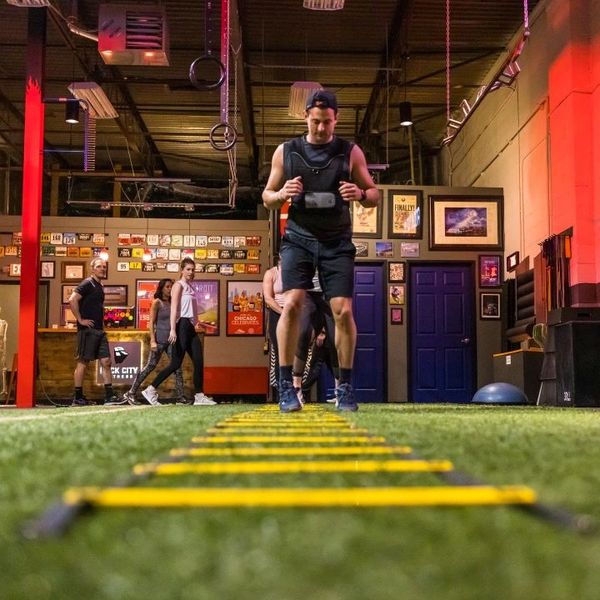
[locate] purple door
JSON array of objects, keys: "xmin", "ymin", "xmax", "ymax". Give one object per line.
[
  {"xmin": 409, "ymin": 263, "xmax": 476, "ymax": 403},
  {"xmin": 318, "ymin": 263, "xmax": 385, "ymax": 402}
]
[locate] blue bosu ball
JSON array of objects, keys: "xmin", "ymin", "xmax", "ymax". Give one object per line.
[{"xmin": 471, "ymin": 382, "xmax": 528, "ymax": 405}]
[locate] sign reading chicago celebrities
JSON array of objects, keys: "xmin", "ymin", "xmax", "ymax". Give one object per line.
[{"xmin": 226, "ymin": 281, "xmax": 264, "ymax": 336}]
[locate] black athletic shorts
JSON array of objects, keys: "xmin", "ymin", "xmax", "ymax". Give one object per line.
[
  {"xmin": 75, "ymin": 328, "xmax": 110, "ymax": 362},
  {"xmin": 280, "ymin": 230, "xmax": 356, "ymax": 299}
]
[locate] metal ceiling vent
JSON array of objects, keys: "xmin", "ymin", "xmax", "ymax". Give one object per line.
[{"xmin": 98, "ymin": 4, "xmax": 170, "ymax": 66}]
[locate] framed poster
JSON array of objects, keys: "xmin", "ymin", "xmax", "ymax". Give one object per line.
[
  {"xmin": 480, "ymin": 292, "xmax": 501, "ymax": 320},
  {"xmin": 429, "ymin": 196, "xmax": 503, "ymax": 251},
  {"xmin": 135, "ymin": 279, "xmax": 160, "ymax": 330},
  {"xmin": 40, "ymin": 261, "xmax": 55, "ymax": 279},
  {"xmin": 388, "ymin": 262, "xmax": 406, "ymax": 283},
  {"xmin": 189, "ymin": 280, "xmax": 220, "ymax": 336},
  {"xmin": 506, "ymin": 251, "xmax": 520, "ymax": 272},
  {"xmin": 390, "ymin": 307, "xmax": 403, "ymax": 324},
  {"xmin": 61, "ymin": 261, "xmax": 86, "ymax": 282},
  {"xmin": 389, "ymin": 285, "xmax": 405, "ymax": 305},
  {"xmin": 61, "ymin": 304, "xmax": 78, "ymax": 326},
  {"xmin": 104, "ymin": 284, "xmax": 128, "ymax": 305},
  {"xmin": 351, "ymin": 198, "xmax": 382, "ymax": 238},
  {"xmin": 388, "ymin": 190, "xmax": 423, "ymax": 239},
  {"xmin": 478, "ymin": 255, "xmax": 502, "ymax": 287},
  {"xmin": 62, "ymin": 284, "xmax": 77, "ymax": 303},
  {"xmin": 226, "ymin": 280, "xmax": 264, "ymax": 336}
]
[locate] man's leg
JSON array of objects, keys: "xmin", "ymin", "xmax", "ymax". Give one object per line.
[
  {"xmin": 276, "ymin": 288, "xmax": 306, "ymax": 411},
  {"xmin": 329, "ymin": 296, "xmax": 358, "ymax": 411}
]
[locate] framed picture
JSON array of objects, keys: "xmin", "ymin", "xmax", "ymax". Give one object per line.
[
  {"xmin": 429, "ymin": 195, "xmax": 503, "ymax": 251},
  {"xmin": 104, "ymin": 284, "xmax": 128, "ymax": 305},
  {"xmin": 61, "ymin": 304, "xmax": 78, "ymax": 327},
  {"xmin": 388, "ymin": 262, "xmax": 406, "ymax": 283},
  {"xmin": 226, "ymin": 280, "xmax": 264, "ymax": 336},
  {"xmin": 135, "ymin": 279, "xmax": 160, "ymax": 329},
  {"xmin": 387, "ymin": 190, "xmax": 423, "ymax": 239},
  {"xmin": 478, "ymin": 255, "xmax": 502, "ymax": 287},
  {"xmin": 40, "ymin": 261, "xmax": 55, "ymax": 279},
  {"xmin": 390, "ymin": 307, "xmax": 403, "ymax": 324},
  {"xmin": 351, "ymin": 196, "xmax": 382, "ymax": 238},
  {"xmin": 62, "ymin": 284, "xmax": 77, "ymax": 303},
  {"xmin": 480, "ymin": 292, "xmax": 501, "ymax": 320},
  {"xmin": 389, "ymin": 285, "xmax": 405, "ymax": 305},
  {"xmin": 375, "ymin": 241, "xmax": 393, "ymax": 258},
  {"xmin": 8, "ymin": 263, "xmax": 21, "ymax": 277},
  {"xmin": 506, "ymin": 250, "xmax": 520, "ymax": 272},
  {"xmin": 400, "ymin": 242, "xmax": 420, "ymax": 258},
  {"xmin": 61, "ymin": 261, "xmax": 86, "ymax": 282},
  {"xmin": 189, "ymin": 280, "xmax": 220, "ymax": 336}
]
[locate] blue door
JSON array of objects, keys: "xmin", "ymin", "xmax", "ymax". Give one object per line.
[
  {"xmin": 409, "ymin": 263, "xmax": 476, "ymax": 403},
  {"xmin": 319, "ymin": 263, "xmax": 385, "ymax": 402}
]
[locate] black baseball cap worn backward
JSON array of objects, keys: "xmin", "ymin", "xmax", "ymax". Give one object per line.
[{"xmin": 305, "ymin": 90, "xmax": 338, "ymax": 113}]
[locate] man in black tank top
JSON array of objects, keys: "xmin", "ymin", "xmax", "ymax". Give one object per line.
[{"xmin": 262, "ymin": 90, "xmax": 378, "ymax": 413}]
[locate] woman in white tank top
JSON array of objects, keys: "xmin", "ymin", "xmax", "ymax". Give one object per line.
[{"xmin": 142, "ymin": 257, "xmax": 216, "ymax": 406}]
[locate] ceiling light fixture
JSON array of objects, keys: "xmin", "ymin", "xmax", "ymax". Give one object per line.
[
  {"xmin": 399, "ymin": 101, "xmax": 413, "ymax": 127},
  {"xmin": 288, "ymin": 81, "xmax": 323, "ymax": 118},
  {"xmin": 67, "ymin": 82, "xmax": 118, "ymax": 119},
  {"xmin": 303, "ymin": 0, "xmax": 344, "ymax": 10},
  {"xmin": 64, "ymin": 100, "xmax": 80, "ymax": 124}
]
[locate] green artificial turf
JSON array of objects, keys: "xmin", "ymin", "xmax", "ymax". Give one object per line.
[{"xmin": 1, "ymin": 403, "xmax": 600, "ymax": 600}]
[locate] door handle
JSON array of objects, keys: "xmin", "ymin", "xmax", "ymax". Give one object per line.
[{"xmin": 460, "ymin": 337, "xmax": 470, "ymax": 344}]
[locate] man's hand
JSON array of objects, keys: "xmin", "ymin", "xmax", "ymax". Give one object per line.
[
  {"xmin": 78, "ymin": 318, "xmax": 94, "ymax": 328},
  {"xmin": 279, "ymin": 176, "xmax": 303, "ymax": 202},
  {"xmin": 339, "ymin": 180, "xmax": 362, "ymax": 203}
]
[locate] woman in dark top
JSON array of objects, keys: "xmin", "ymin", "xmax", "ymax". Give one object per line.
[{"xmin": 120, "ymin": 278, "xmax": 186, "ymax": 405}]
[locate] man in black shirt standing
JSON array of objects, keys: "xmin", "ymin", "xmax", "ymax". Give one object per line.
[
  {"xmin": 68, "ymin": 258, "xmax": 117, "ymax": 405},
  {"xmin": 262, "ymin": 90, "xmax": 379, "ymax": 413}
]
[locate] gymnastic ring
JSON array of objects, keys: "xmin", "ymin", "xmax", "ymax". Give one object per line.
[
  {"xmin": 209, "ymin": 122, "xmax": 238, "ymax": 151},
  {"xmin": 189, "ymin": 55, "xmax": 226, "ymax": 91}
]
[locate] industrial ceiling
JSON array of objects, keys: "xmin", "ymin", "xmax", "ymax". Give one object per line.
[{"xmin": 0, "ymin": 0, "xmax": 538, "ymax": 217}]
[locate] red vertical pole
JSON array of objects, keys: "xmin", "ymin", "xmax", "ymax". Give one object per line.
[{"xmin": 17, "ymin": 8, "xmax": 46, "ymax": 408}]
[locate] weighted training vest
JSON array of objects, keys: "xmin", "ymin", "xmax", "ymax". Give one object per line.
[{"xmin": 283, "ymin": 135, "xmax": 353, "ymax": 241}]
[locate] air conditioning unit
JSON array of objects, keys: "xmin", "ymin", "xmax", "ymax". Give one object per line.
[{"xmin": 98, "ymin": 4, "xmax": 169, "ymax": 66}]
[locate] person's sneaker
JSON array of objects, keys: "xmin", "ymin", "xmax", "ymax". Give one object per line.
[
  {"xmin": 335, "ymin": 382, "xmax": 358, "ymax": 412},
  {"xmin": 120, "ymin": 390, "xmax": 137, "ymax": 405},
  {"xmin": 279, "ymin": 380, "xmax": 303, "ymax": 413},
  {"xmin": 193, "ymin": 392, "xmax": 216, "ymax": 406},
  {"xmin": 71, "ymin": 396, "xmax": 95, "ymax": 407},
  {"xmin": 141, "ymin": 386, "xmax": 162, "ymax": 406},
  {"xmin": 104, "ymin": 394, "xmax": 128, "ymax": 406}
]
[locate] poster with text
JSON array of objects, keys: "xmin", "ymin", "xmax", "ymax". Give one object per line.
[
  {"xmin": 226, "ymin": 281, "xmax": 264, "ymax": 336},
  {"xmin": 189, "ymin": 280, "xmax": 220, "ymax": 335},
  {"xmin": 135, "ymin": 279, "xmax": 160, "ymax": 329}
]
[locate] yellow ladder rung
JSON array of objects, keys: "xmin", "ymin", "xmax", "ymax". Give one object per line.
[
  {"xmin": 64, "ymin": 485, "xmax": 537, "ymax": 508},
  {"xmin": 170, "ymin": 446, "xmax": 412, "ymax": 457},
  {"xmin": 191, "ymin": 436, "xmax": 386, "ymax": 444}
]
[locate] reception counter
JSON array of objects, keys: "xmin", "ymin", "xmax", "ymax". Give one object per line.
[{"xmin": 37, "ymin": 328, "xmax": 268, "ymax": 402}]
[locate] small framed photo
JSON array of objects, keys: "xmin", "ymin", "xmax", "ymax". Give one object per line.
[
  {"xmin": 400, "ymin": 242, "xmax": 420, "ymax": 258},
  {"xmin": 387, "ymin": 190, "xmax": 423, "ymax": 239},
  {"xmin": 104, "ymin": 284, "xmax": 128, "ymax": 305},
  {"xmin": 506, "ymin": 251, "xmax": 520, "ymax": 272},
  {"xmin": 480, "ymin": 292, "xmax": 501, "ymax": 320},
  {"xmin": 375, "ymin": 241, "xmax": 393, "ymax": 258},
  {"xmin": 40, "ymin": 260, "xmax": 55, "ymax": 279},
  {"xmin": 478, "ymin": 255, "xmax": 502, "ymax": 287},
  {"xmin": 9, "ymin": 263, "xmax": 21, "ymax": 277},
  {"xmin": 389, "ymin": 285, "xmax": 405, "ymax": 305},
  {"xmin": 390, "ymin": 307, "xmax": 403, "ymax": 324},
  {"xmin": 62, "ymin": 284, "xmax": 77, "ymax": 303},
  {"xmin": 388, "ymin": 261, "xmax": 406, "ymax": 283},
  {"xmin": 61, "ymin": 261, "xmax": 86, "ymax": 282}
]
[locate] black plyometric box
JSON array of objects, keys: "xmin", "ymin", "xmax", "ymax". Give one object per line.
[
  {"xmin": 553, "ymin": 321, "xmax": 600, "ymax": 407},
  {"xmin": 548, "ymin": 307, "xmax": 600, "ymax": 325}
]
